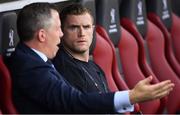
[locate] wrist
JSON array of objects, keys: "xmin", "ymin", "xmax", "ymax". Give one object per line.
[{"xmin": 129, "ymin": 90, "xmax": 138, "ymax": 104}]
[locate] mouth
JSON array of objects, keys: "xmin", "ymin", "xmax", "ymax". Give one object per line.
[
  {"xmin": 57, "ymin": 43, "xmax": 61, "ymax": 47},
  {"xmin": 57, "ymin": 39, "xmax": 61, "ymax": 47},
  {"xmin": 56, "ymin": 43, "xmax": 60, "ymax": 50},
  {"xmin": 77, "ymin": 39, "xmax": 87, "ymax": 43},
  {"xmin": 76, "ymin": 41, "xmax": 87, "ymax": 46}
]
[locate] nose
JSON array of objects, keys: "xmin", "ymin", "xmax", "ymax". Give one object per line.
[
  {"xmin": 78, "ymin": 26, "xmax": 85, "ymax": 36},
  {"xmin": 59, "ymin": 28, "xmax": 64, "ymax": 38}
]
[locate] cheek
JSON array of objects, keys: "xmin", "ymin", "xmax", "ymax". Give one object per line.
[
  {"xmin": 87, "ymin": 30, "xmax": 93, "ymax": 37},
  {"xmin": 88, "ymin": 33, "xmax": 93, "ymax": 43},
  {"xmin": 53, "ymin": 33, "xmax": 60, "ymax": 42},
  {"xmin": 64, "ymin": 34, "xmax": 75, "ymax": 43},
  {"xmin": 65, "ymin": 38, "xmax": 74, "ymax": 46}
]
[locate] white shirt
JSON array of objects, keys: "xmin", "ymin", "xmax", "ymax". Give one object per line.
[
  {"xmin": 31, "ymin": 48, "xmax": 134, "ymax": 113},
  {"xmin": 114, "ymin": 91, "xmax": 134, "ymax": 113}
]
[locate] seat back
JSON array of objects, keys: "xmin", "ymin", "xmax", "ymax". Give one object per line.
[
  {"xmin": 92, "ymin": 31, "xmax": 120, "ymax": 91},
  {"xmin": 146, "ymin": 0, "xmax": 180, "ymax": 76},
  {"xmin": 0, "ymin": 12, "xmax": 18, "ymax": 114},
  {"xmin": 120, "ymin": 0, "xmax": 153, "ymax": 77},
  {"xmin": 0, "ymin": 12, "xmax": 19, "ymax": 57},
  {"xmin": 0, "ymin": 56, "xmax": 17, "ymax": 114},
  {"xmin": 170, "ymin": 14, "xmax": 180, "ymax": 64},
  {"xmin": 95, "ymin": 0, "xmax": 128, "ymax": 91},
  {"xmin": 120, "ymin": 0, "xmax": 180, "ymax": 113}
]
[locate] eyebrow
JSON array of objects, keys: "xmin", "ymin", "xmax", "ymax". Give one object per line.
[{"xmin": 67, "ymin": 24, "xmax": 92, "ymax": 27}]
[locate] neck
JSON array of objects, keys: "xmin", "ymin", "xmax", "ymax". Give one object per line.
[
  {"xmin": 24, "ymin": 40, "xmax": 47, "ymax": 58},
  {"xmin": 63, "ymin": 47, "xmax": 89, "ymax": 62}
]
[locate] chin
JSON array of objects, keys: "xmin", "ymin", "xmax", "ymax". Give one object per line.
[
  {"xmin": 54, "ymin": 50, "xmax": 58, "ymax": 57},
  {"xmin": 49, "ymin": 54, "xmax": 56, "ymax": 59}
]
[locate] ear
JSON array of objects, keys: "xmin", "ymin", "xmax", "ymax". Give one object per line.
[{"xmin": 37, "ymin": 29, "xmax": 46, "ymax": 42}]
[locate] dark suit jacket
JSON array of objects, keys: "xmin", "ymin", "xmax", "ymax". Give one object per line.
[{"xmin": 5, "ymin": 42, "xmax": 115, "ymax": 114}]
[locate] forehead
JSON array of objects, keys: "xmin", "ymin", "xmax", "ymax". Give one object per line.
[
  {"xmin": 51, "ymin": 10, "xmax": 61, "ymax": 24},
  {"xmin": 65, "ymin": 13, "xmax": 93, "ymax": 25},
  {"xmin": 51, "ymin": 10, "xmax": 59, "ymax": 19}
]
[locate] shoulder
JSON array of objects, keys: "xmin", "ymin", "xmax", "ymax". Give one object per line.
[
  {"xmin": 53, "ymin": 47, "xmax": 80, "ymax": 71},
  {"xmin": 6, "ymin": 43, "xmax": 47, "ymax": 74}
]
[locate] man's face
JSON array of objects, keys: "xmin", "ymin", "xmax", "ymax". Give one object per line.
[
  {"xmin": 45, "ymin": 10, "xmax": 63, "ymax": 59},
  {"xmin": 62, "ymin": 13, "xmax": 94, "ymax": 55}
]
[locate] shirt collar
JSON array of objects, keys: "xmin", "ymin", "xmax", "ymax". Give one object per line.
[{"xmin": 31, "ymin": 48, "xmax": 48, "ymax": 62}]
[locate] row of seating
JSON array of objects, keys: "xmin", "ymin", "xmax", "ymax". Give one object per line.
[
  {"xmin": 94, "ymin": 0, "xmax": 164, "ymax": 113},
  {"xmin": 87, "ymin": 0, "xmax": 180, "ymax": 113},
  {"xmin": 0, "ymin": 0, "xmax": 179, "ymax": 114},
  {"xmin": 119, "ymin": 0, "xmax": 180, "ymax": 113}
]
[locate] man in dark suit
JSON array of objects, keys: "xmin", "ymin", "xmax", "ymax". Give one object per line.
[{"xmin": 5, "ymin": 2, "xmax": 174, "ymax": 114}]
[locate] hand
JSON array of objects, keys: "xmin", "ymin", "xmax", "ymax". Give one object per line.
[{"xmin": 129, "ymin": 76, "xmax": 175, "ymax": 104}]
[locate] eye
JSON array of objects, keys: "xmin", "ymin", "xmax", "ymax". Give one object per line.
[
  {"xmin": 83, "ymin": 25, "xmax": 92, "ymax": 30},
  {"xmin": 68, "ymin": 25, "xmax": 79, "ymax": 31}
]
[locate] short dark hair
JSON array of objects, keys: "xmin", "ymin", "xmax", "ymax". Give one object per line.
[
  {"xmin": 60, "ymin": 3, "xmax": 94, "ymax": 29},
  {"xmin": 17, "ymin": 2, "xmax": 58, "ymax": 42}
]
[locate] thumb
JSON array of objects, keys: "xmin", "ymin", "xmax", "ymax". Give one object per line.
[{"xmin": 142, "ymin": 75, "xmax": 153, "ymax": 84}]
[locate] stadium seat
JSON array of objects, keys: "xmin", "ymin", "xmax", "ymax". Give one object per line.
[
  {"xmin": 95, "ymin": 0, "xmax": 166, "ymax": 113},
  {"xmin": 92, "ymin": 32, "xmax": 122, "ymax": 91},
  {"xmin": 146, "ymin": 0, "xmax": 180, "ymax": 77},
  {"xmin": 0, "ymin": 12, "xmax": 19, "ymax": 114},
  {"xmin": 95, "ymin": 26, "xmax": 141, "ymax": 114},
  {"xmin": 0, "ymin": 55, "xmax": 17, "ymax": 114},
  {"xmin": 170, "ymin": 14, "xmax": 180, "ymax": 64},
  {"xmin": 120, "ymin": 0, "xmax": 180, "ymax": 113}
]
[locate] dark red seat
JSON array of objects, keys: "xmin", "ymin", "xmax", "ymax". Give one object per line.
[
  {"xmin": 92, "ymin": 31, "xmax": 127, "ymax": 91},
  {"xmin": 120, "ymin": 0, "xmax": 180, "ymax": 113},
  {"xmin": 95, "ymin": 26, "xmax": 141, "ymax": 114},
  {"xmin": 170, "ymin": 14, "xmax": 180, "ymax": 64},
  {"xmin": 0, "ymin": 55, "xmax": 17, "ymax": 114},
  {"xmin": 146, "ymin": 0, "xmax": 180, "ymax": 77}
]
